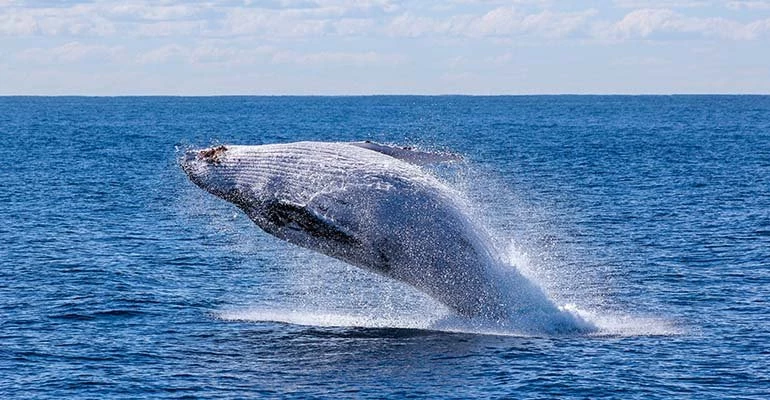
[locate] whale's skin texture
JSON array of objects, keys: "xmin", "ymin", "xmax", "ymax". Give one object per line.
[{"xmin": 181, "ymin": 141, "xmax": 510, "ymax": 318}]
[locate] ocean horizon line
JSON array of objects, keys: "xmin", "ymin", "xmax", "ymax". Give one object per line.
[{"xmin": 1, "ymin": 93, "xmax": 769, "ymax": 98}]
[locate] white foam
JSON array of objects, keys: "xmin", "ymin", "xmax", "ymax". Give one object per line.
[
  {"xmin": 562, "ymin": 304, "xmax": 685, "ymax": 337},
  {"xmin": 217, "ymin": 307, "xmax": 440, "ymax": 330},
  {"xmin": 216, "ymin": 304, "xmax": 683, "ymax": 337}
]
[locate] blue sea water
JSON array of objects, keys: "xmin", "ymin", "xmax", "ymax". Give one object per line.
[{"xmin": 1, "ymin": 95, "xmax": 769, "ymax": 398}]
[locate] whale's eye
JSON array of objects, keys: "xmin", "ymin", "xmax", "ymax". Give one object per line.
[{"xmin": 198, "ymin": 145, "xmax": 228, "ymax": 164}]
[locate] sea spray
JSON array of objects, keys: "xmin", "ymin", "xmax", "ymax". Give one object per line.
[
  {"xmin": 181, "ymin": 142, "xmax": 536, "ymax": 321},
  {"xmin": 437, "ymin": 161, "xmax": 683, "ymax": 337},
  {"xmin": 207, "ymin": 143, "xmax": 597, "ymax": 335},
  {"xmin": 420, "ymin": 159, "xmax": 598, "ymax": 334},
  {"xmin": 205, "ymin": 143, "xmax": 682, "ymax": 336}
]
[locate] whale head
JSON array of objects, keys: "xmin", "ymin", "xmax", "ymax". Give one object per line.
[
  {"xmin": 181, "ymin": 145, "xmax": 249, "ymax": 206},
  {"xmin": 181, "ymin": 142, "xmax": 375, "ymax": 268},
  {"xmin": 180, "ymin": 143, "xmax": 347, "ymax": 229}
]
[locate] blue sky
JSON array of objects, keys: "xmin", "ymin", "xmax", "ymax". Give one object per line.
[{"xmin": 1, "ymin": 0, "xmax": 769, "ymax": 94}]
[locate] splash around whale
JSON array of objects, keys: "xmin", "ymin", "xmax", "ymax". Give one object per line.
[{"xmin": 181, "ymin": 141, "xmax": 595, "ymax": 334}]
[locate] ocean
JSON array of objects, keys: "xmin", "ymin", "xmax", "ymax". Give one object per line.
[{"xmin": 1, "ymin": 96, "xmax": 768, "ymax": 398}]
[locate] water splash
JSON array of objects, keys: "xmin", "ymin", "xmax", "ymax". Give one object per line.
[
  {"xmin": 216, "ymin": 305, "xmax": 680, "ymax": 337},
  {"xmin": 198, "ymin": 145, "xmax": 680, "ymax": 337},
  {"xmin": 213, "ymin": 237, "xmax": 680, "ymax": 337}
]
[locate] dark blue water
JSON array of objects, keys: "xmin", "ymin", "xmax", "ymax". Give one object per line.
[{"xmin": 2, "ymin": 96, "xmax": 769, "ymax": 398}]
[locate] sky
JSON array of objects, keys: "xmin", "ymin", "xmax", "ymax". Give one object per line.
[{"xmin": 1, "ymin": 0, "xmax": 769, "ymax": 95}]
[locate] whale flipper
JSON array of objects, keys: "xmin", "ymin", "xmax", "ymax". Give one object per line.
[
  {"xmin": 261, "ymin": 199, "xmax": 359, "ymax": 247},
  {"xmin": 350, "ymin": 141, "xmax": 463, "ymax": 165},
  {"xmin": 258, "ymin": 198, "xmax": 396, "ymax": 275}
]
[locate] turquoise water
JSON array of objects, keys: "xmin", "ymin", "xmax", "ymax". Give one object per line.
[{"xmin": 1, "ymin": 96, "xmax": 769, "ymax": 398}]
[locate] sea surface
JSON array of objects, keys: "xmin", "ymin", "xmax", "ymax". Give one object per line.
[{"xmin": 1, "ymin": 96, "xmax": 769, "ymax": 399}]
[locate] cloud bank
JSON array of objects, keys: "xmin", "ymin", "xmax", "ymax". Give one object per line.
[{"xmin": 1, "ymin": 0, "xmax": 768, "ymax": 93}]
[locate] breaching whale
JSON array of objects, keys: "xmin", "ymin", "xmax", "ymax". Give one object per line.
[{"xmin": 182, "ymin": 141, "xmax": 591, "ymax": 331}]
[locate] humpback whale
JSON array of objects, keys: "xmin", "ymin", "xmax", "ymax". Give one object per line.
[{"xmin": 182, "ymin": 141, "xmax": 591, "ymax": 331}]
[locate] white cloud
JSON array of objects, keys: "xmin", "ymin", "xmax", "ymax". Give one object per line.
[
  {"xmin": 136, "ymin": 44, "xmax": 186, "ymax": 64},
  {"xmin": 104, "ymin": 3, "xmax": 201, "ymax": 21},
  {"xmin": 2, "ymin": 0, "xmax": 770, "ymax": 94},
  {"xmin": 189, "ymin": 43, "xmax": 273, "ymax": 65},
  {"xmin": 0, "ymin": 2, "xmax": 210, "ymax": 37},
  {"xmin": 726, "ymin": 1, "xmax": 770, "ymax": 10},
  {"xmin": 386, "ymin": 14, "xmax": 443, "ymax": 37},
  {"xmin": 18, "ymin": 41, "xmax": 124, "ymax": 63},
  {"xmin": 136, "ymin": 42, "xmax": 272, "ymax": 65},
  {"xmin": 136, "ymin": 20, "xmax": 205, "ymax": 37},
  {"xmin": 386, "ymin": 7, "xmax": 596, "ymax": 38},
  {"xmin": 221, "ymin": 8, "xmax": 329, "ymax": 37},
  {"xmin": 613, "ymin": 0, "xmax": 710, "ymax": 8},
  {"xmin": 0, "ymin": 2, "xmax": 596, "ymax": 40},
  {"xmin": 0, "ymin": 10, "xmax": 37, "ymax": 35},
  {"xmin": 599, "ymin": 8, "xmax": 770, "ymax": 40},
  {"xmin": 517, "ymin": 9, "xmax": 598, "ymax": 38},
  {"xmin": 606, "ymin": 8, "xmax": 680, "ymax": 38},
  {"xmin": 333, "ymin": 17, "xmax": 376, "ymax": 35},
  {"xmin": 216, "ymin": 4, "xmax": 392, "ymax": 38},
  {"xmin": 612, "ymin": 55, "xmax": 671, "ymax": 66},
  {"xmin": 0, "ymin": 4, "xmax": 115, "ymax": 36},
  {"xmin": 271, "ymin": 50, "xmax": 405, "ymax": 66},
  {"xmin": 135, "ymin": 42, "xmax": 398, "ymax": 68},
  {"xmin": 446, "ymin": 0, "xmax": 552, "ymax": 6}
]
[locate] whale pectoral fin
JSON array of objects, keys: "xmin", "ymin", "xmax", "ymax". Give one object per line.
[
  {"xmin": 349, "ymin": 141, "xmax": 463, "ymax": 165},
  {"xmin": 263, "ymin": 200, "xmax": 359, "ymax": 247}
]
